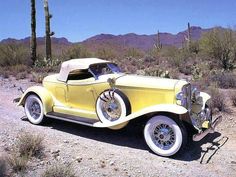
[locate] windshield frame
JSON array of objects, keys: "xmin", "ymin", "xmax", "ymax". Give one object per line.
[{"xmin": 89, "ymin": 63, "xmax": 122, "ymax": 80}]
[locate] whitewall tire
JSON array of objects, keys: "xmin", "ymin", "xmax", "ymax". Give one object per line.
[
  {"xmin": 144, "ymin": 115, "xmax": 186, "ymax": 157},
  {"xmin": 24, "ymin": 95, "xmax": 45, "ymax": 125},
  {"xmin": 96, "ymin": 90, "xmax": 131, "ymax": 124}
]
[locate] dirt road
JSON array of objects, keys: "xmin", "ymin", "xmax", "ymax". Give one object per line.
[{"xmin": 0, "ymin": 77, "xmax": 236, "ymax": 177}]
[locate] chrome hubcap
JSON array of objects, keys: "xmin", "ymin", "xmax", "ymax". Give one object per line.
[
  {"xmin": 100, "ymin": 92, "xmax": 121, "ymax": 121},
  {"xmin": 152, "ymin": 124, "xmax": 175, "ymax": 150},
  {"xmin": 27, "ymin": 99, "xmax": 41, "ymax": 120}
]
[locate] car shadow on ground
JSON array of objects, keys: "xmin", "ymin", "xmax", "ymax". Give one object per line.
[
  {"xmin": 22, "ymin": 117, "xmax": 227, "ymax": 162},
  {"xmin": 175, "ymin": 132, "xmax": 228, "ymax": 162},
  {"xmin": 43, "ymin": 118, "xmax": 148, "ymax": 151}
]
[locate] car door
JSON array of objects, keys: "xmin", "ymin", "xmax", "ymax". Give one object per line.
[{"xmin": 66, "ymin": 71, "xmax": 110, "ymax": 119}]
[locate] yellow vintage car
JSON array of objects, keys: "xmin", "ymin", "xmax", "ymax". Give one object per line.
[{"xmin": 18, "ymin": 58, "xmax": 222, "ymax": 157}]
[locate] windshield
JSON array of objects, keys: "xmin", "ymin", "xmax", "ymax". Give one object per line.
[{"xmin": 89, "ymin": 63, "xmax": 122, "ymax": 78}]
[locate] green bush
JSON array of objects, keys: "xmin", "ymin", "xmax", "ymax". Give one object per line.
[
  {"xmin": 200, "ymin": 29, "xmax": 236, "ymax": 70},
  {"xmin": 0, "ymin": 43, "xmax": 30, "ymax": 67},
  {"xmin": 125, "ymin": 48, "xmax": 144, "ymax": 58},
  {"xmin": 95, "ymin": 48, "xmax": 117, "ymax": 59},
  {"xmin": 62, "ymin": 44, "xmax": 92, "ymax": 59}
]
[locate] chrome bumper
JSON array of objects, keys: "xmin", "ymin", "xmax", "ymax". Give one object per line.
[{"xmin": 192, "ymin": 115, "xmax": 222, "ymax": 141}]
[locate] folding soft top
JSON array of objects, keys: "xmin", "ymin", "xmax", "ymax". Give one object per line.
[{"xmin": 57, "ymin": 58, "xmax": 109, "ymax": 82}]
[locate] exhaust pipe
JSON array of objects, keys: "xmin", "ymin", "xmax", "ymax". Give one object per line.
[{"xmin": 193, "ymin": 115, "xmax": 222, "ymax": 141}]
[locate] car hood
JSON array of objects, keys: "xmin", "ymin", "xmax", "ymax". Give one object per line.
[{"xmin": 114, "ymin": 74, "xmax": 187, "ymax": 90}]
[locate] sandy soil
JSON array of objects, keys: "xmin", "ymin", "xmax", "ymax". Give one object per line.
[{"xmin": 0, "ymin": 76, "xmax": 236, "ymax": 177}]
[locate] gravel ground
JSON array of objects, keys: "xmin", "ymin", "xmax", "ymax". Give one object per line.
[{"xmin": 0, "ymin": 76, "xmax": 236, "ymax": 177}]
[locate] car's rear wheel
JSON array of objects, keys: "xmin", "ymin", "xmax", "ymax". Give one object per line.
[
  {"xmin": 96, "ymin": 90, "xmax": 131, "ymax": 124},
  {"xmin": 144, "ymin": 115, "xmax": 187, "ymax": 157},
  {"xmin": 24, "ymin": 94, "xmax": 45, "ymax": 125}
]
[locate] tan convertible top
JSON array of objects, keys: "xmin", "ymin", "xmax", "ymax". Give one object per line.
[{"xmin": 58, "ymin": 58, "xmax": 109, "ymax": 82}]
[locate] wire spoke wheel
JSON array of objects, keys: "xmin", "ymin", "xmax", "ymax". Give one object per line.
[
  {"xmin": 100, "ymin": 93, "xmax": 122, "ymax": 121},
  {"xmin": 96, "ymin": 89, "xmax": 131, "ymax": 124},
  {"xmin": 152, "ymin": 123, "xmax": 176, "ymax": 150},
  {"xmin": 144, "ymin": 115, "xmax": 187, "ymax": 157},
  {"xmin": 24, "ymin": 95, "xmax": 45, "ymax": 125}
]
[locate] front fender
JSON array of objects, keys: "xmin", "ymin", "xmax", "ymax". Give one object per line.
[
  {"xmin": 200, "ymin": 92, "xmax": 211, "ymax": 108},
  {"xmin": 18, "ymin": 86, "xmax": 54, "ymax": 114},
  {"xmin": 94, "ymin": 104, "xmax": 188, "ymax": 128}
]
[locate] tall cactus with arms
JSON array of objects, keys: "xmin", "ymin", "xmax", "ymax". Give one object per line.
[
  {"xmin": 30, "ymin": 0, "xmax": 37, "ymax": 64},
  {"xmin": 44, "ymin": 0, "xmax": 54, "ymax": 61}
]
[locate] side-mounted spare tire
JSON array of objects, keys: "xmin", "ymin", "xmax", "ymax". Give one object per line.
[{"xmin": 96, "ymin": 89, "xmax": 131, "ymax": 124}]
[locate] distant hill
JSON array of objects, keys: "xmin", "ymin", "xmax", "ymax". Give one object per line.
[
  {"xmin": 0, "ymin": 26, "xmax": 227, "ymax": 51},
  {"xmin": 82, "ymin": 26, "xmax": 215, "ymax": 50},
  {"xmin": 1, "ymin": 37, "xmax": 72, "ymax": 46}
]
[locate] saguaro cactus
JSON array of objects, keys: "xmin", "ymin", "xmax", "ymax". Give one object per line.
[
  {"xmin": 154, "ymin": 30, "xmax": 162, "ymax": 50},
  {"xmin": 30, "ymin": 0, "xmax": 37, "ymax": 64},
  {"xmin": 185, "ymin": 22, "xmax": 191, "ymax": 48},
  {"xmin": 44, "ymin": 0, "xmax": 54, "ymax": 61}
]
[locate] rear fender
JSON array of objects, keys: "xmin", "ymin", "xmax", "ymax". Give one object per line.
[{"xmin": 18, "ymin": 86, "xmax": 54, "ymax": 114}]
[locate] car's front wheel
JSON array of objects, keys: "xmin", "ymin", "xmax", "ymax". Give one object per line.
[
  {"xmin": 24, "ymin": 94, "xmax": 45, "ymax": 125},
  {"xmin": 144, "ymin": 115, "xmax": 187, "ymax": 157}
]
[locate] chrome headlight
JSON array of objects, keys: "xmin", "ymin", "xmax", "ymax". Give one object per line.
[
  {"xmin": 192, "ymin": 87, "xmax": 200, "ymax": 101},
  {"xmin": 176, "ymin": 84, "xmax": 191, "ymax": 110},
  {"xmin": 191, "ymin": 87, "xmax": 203, "ymax": 105}
]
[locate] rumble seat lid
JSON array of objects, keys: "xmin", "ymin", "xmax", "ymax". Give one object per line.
[{"xmin": 58, "ymin": 58, "xmax": 109, "ymax": 82}]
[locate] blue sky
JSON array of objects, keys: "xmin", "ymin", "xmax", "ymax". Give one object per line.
[{"xmin": 0, "ymin": 0, "xmax": 236, "ymax": 42}]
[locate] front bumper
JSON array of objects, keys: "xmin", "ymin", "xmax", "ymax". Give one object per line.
[{"xmin": 192, "ymin": 115, "xmax": 222, "ymax": 141}]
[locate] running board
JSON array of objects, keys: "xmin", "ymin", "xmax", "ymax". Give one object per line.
[{"xmin": 46, "ymin": 112, "xmax": 99, "ymax": 127}]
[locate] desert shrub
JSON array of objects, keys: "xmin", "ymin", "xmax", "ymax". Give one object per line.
[
  {"xmin": 41, "ymin": 163, "xmax": 76, "ymax": 177},
  {"xmin": 200, "ymin": 28, "xmax": 236, "ymax": 70},
  {"xmin": 16, "ymin": 71, "xmax": 28, "ymax": 80},
  {"xmin": 62, "ymin": 44, "xmax": 92, "ymax": 59},
  {"xmin": 211, "ymin": 72, "xmax": 236, "ymax": 89},
  {"xmin": 95, "ymin": 48, "xmax": 117, "ymax": 59},
  {"xmin": 231, "ymin": 91, "xmax": 236, "ymax": 106},
  {"xmin": 30, "ymin": 72, "xmax": 48, "ymax": 83},
  {"xmin": 0, "ymin": 43, "xmax": 30, "ymax": 67},
  {"xmin": 15, "ymin": 132, "xmax": 44, "ymax": 158},
  {"xmin": 7, "ymin": 154, "xmax": 28, "ymax": 174},
  {"xmin": 125, "ymin": 48, "xmax": 144, "ymax": 58},
  {"xmin": 208, "ymin": 87, "xmax": 227, "ymax": 112},
  {"xmin": 0, "ymin": 64, "xmax": 29, "ymax": 78},
  {"xmin": 144, "ymin": 67, "xmax": 170, "ymax": 78},
  {"xmin": 35, "ymin": 57, "xmax": 61, "ymax": 68},
  {"xmin": 189, "ymin": 41, "xmax": 200, "ymax": 54},
  {"xmin": 0, "ymin": 157, "xmax": 8, "ymax": 177}
]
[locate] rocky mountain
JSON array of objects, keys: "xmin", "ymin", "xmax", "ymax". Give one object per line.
[
  {"xmin": 0, "ymin": 26, "xmax": 225, "ymax": 50},
  {"xmin": 82, "ymin": 26, "xmax": 213, "ymax": 50},
  {"xmin": 1, "ymin": 37, "xmax": 72, "ymax": 46}
]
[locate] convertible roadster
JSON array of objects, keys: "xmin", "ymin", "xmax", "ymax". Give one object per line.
[{"xmin": 18, "ymin": 58, "xmax": 222, "ymax": 157}]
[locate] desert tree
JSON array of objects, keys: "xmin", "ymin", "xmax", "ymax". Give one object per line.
[
  {"xmin": 200, "ymin": 28, "xmax": 236, "ymax": 70},
  {"xmin": 30, "ymin": 0, "xmax": 37, "ymax": 65},
  {"xmin": 44, "ymin": 0, "xmax": 54, "ymax": 61}
]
